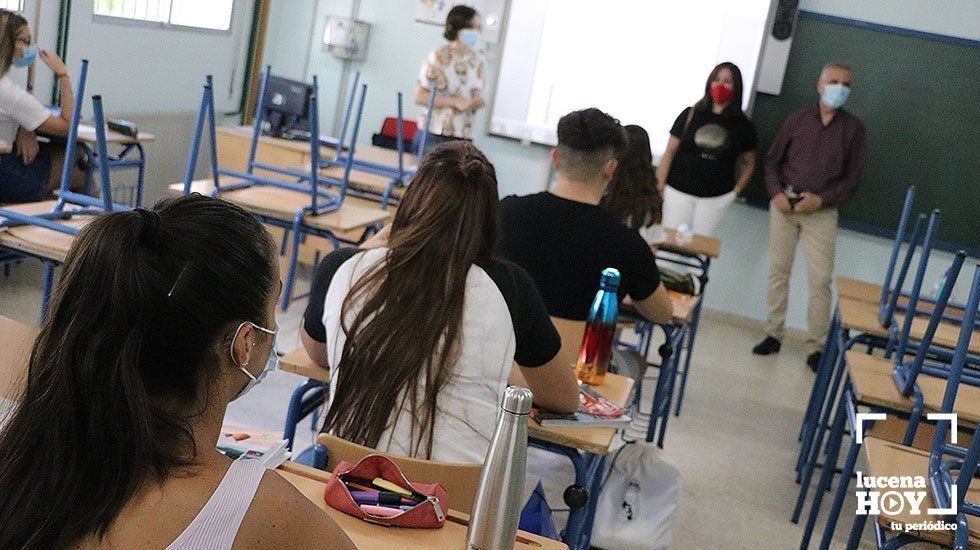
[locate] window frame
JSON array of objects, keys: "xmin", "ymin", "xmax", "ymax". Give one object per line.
[
  {"xmin": 91, "ymin": 0, "xmax": 236, "ymax": 35},
  {"xmin": 0, "ymin": 0, "xmax": 24, "ymax": 11}
]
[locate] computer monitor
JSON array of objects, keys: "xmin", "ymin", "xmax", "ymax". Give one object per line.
[{"xmin": 261, "ymin": 75, "xmax": 313, "ymax": 138}]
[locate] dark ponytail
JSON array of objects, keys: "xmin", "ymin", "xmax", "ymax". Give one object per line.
[
  {"xmin": 601, "ymin": 124, "xmax": 662, "ymax": 229},
  {"xmin": 0, "ymin": 194, "xmax": 277, "ymax": 549}
]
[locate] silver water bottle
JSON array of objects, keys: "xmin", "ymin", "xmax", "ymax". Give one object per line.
[{"xmin": 466, "ymin": 386, "xmax": 533, "ymax": 550}]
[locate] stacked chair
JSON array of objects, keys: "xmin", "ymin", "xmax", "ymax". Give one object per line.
[{"xmin": 793, "ymin": 187, "xmax": 980, "ymax": 548}]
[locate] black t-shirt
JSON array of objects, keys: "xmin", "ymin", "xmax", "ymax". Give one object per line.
[
  {"xmin": 497, "ymin": 192, "xmax": 663, "ymax": 321},
  {"xmin": 303, "ymin": 247, "xmax": 560, "ymax": 368},
  {"xmin": 665, "ymin": 107, "xmax": 757, "ymax": 198}
]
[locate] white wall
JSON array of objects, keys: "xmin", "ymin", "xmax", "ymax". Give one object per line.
[
  {"xmin": 263, "ymin": 0, "xmax": 320, "ymax": 82},
  {"xmin": 800, "ymin": 0, "xmax": 980, "ymax": 41},
  {"xmin": 12, "ymin": 2, "xmax": 257, "ymax": 204},
  {"xmin": 267, "ymin": 0, "xmax": 553, "ymax": 198},
  {"xmin": 264, "ymin": 0, "xmax": 976, "ymax": 332},
  {"xmin": 62, "ymin": 1, "xmax": 255, "ymax": 114}
]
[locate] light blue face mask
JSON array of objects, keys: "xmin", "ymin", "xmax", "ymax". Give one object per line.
[
  {"xmin": 458, "ymin": 28, "xmax": 480, "ymax": 48},
  {"xmin": 230, "ymin": 321, "xmax": 279, "ymax": 401},
  {"xmin": 821, "ymin": 83, "xmax": 850, "ymax": 109},
  {"xmin": 12, "ymin": 44, "xmax": 38, "ymax": 68}
]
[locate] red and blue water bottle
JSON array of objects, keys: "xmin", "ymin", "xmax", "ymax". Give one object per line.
[{"xmin": 576, "ymin": 268, "xmax": 620, "ymax": 386}]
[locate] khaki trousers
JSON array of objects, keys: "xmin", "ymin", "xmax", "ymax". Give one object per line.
[{"xmin": 765, "ymin": 203, "xmax": 838, "ymax": 353}]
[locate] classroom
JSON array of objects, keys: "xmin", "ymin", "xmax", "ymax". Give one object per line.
[{"xmin": 0, "ymin": 0, "xmax": 978, "ymax": 548}]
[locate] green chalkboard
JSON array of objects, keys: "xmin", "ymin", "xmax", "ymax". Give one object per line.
[{"xmin": 747, "ymin": 13, "xmax": 980, "ymax": 253}]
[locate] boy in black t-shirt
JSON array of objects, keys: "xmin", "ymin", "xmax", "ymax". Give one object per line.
[{"xmin": 498, "ymin": 108, "xmax": 673, "ymax": 324}]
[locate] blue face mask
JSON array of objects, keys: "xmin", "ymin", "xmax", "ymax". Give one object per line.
[
  {"xmin": 230, "ymin": 321, "xmax": 279, "ymax": 401},
  {"xmin": 12, "ymin": 44, "xmax": 38, "ymax": 68},
  {"xmin": 821, "ymin": 83, "xmax": 850, "ymax": 109},
  {"xmin": 458, "ymin": 28, "xmax": 480, "ymax": 48}
]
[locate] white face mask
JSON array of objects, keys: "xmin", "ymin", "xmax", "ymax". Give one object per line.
[{"xmin": 229, "ymin": 321, "xmax": 279, "ymax": 401}]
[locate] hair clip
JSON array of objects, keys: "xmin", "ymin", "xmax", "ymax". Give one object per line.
[{"xmin": 168, "ymin": 261, "xmax": 190, "ymax": 298}]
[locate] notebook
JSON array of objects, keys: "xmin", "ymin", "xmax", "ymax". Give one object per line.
[
  {"xmin": 216, "ymin": 424, "xmax": 291, "ymax": 468},
  {"xmin": 530, "ymin": 385, "xmax": 632, "ymax": 428}
]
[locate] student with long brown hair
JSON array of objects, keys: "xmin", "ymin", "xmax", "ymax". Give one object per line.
[
  {"xmin": 302, "ymin": 141, "xmax": 579, "ymax": 463},
  {"xmin": 0, "ymin": 195, "xmax": 353, "ymax": 549},
  {"xmin": 600, "ymin": 124, "xmax": 665, "ymax": 245}
]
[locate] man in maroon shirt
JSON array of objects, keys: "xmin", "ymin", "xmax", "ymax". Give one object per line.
[{"xmin": 752, "ymin": 62, "xmax": 867, "ymax": 371}]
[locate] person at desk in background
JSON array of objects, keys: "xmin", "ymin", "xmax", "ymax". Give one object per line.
[
  {"xmin": 656, "ymin": 62, "xmax": 757, "ymax": 237},
  {"xmin": 600, "ymin": 124, "xmax": 665, "ymax": 245},
  {"xmin": 412, "ymin": 5, "xmax": 485, "ymax": 156},
  {"xmin": 498, "ymin": 108, "xmax": 673, "ymax": 324},
  {"xmin": 0, "ymin": 195, "xmax": 354, "ymax": 549},
  {"xmin": 752, "ymin": 62, "xmax": 866, "ymax": 371},
  {"xmin": 0, "ymin": 9, "xmax": 75, "ymax": 204},
  {"xmin": 302, "ymin": 141, "xmax": 579, "ymax": 464},
  {"xmin": 601, "ymin": 124, "xmax": 701, "ymax": 296}
]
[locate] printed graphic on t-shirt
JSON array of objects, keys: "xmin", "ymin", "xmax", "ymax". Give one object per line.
[{"xmin": 693, "ymin": 123, "xmax": 728, "ymax": 160}]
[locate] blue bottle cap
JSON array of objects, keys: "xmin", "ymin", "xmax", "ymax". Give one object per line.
[{"xmin": 600, "ymin": 267, "xmax": 620, "ymax": 289}]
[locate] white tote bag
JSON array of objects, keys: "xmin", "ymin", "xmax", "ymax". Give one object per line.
[{"xmin": 591, "ymin": 442, "xmax": 682, "ymax": 550}]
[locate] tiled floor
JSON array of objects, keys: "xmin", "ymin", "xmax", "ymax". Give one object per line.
[{"xmin": 1, "ymin": 257, "xmax": 881, "ymax": 549}]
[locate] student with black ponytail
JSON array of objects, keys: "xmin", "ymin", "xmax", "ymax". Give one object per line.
[{"xmin": 0, "ymin": 194, "xmax": 353, "ymax": 549}]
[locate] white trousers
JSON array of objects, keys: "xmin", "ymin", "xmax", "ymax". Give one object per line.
[{"xmin": 661, "ymin": 185, "xmax": 737, "ymax": 237}]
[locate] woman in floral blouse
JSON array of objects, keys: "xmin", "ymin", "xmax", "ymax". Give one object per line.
[{"xmin": 413, "ymin": 5, "xmax": 485, "ymax": 156}]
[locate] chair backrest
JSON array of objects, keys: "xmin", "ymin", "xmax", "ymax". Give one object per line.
[
  {"xmin": 316, "ymin": 433, "xmax": 483, "ymax": 515},
  {"xmin": 927, "ymin": 264, "xmax": 980, "ymax": 517},
  {"xmin": 55, "ymin": 59, "xmax": 88, "ymax": 203},
  {"xmin": 891, "ymin": 210, "xmax": 941, "ymax": 359},
  {"xmin": 893, "ymin": 248, "xmax": 966, "ymax": 396},
  {"xmin": 877, "ymin": 186, "xmax": 916, "ymax": 314},
  {"xmin": 549, "ymin": 316, "xmax": 586, "ymax": 372},
  {"xmin": 880, "ymin": 212, "xmax": 926, "ymax": 327}
]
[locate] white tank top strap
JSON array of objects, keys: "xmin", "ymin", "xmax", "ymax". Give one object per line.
[{"xmin": 166, "ymin": 458, "xmax": 267, "ymax": 550}]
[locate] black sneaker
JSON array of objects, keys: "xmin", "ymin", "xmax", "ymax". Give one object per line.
[
  {"xmin": 807, "ymin": 351, "xmax": 822, "ymax": 372},
  {"xmin": 752, "ymin": 336, "xmax": 782, "ymax": 355}
]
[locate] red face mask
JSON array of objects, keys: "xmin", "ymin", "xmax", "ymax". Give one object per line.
[{"xmin": 710, "ymin": 82, "xmax": 734, "ymax": 105}]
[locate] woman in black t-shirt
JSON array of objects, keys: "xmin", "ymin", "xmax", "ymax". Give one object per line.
[{"xmin": 656, "ymin": 62, "xmax": 757, "ymax": 237}]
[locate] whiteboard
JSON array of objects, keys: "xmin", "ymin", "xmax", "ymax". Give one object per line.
[{"xmin": 489, "ymin": 0, "xmax": 775, "ymax": 160}]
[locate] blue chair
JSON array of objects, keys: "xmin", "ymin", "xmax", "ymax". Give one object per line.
[
  {"xmin": 798, "ymin": 248, "xmax": 969, "ymax": 548},
  {"xmin": 321, "ymin": 73, "xmax": 436, "ymax": 208},
  {"xmin": 0, "ymin": 61, "xmax": 136, "ymax": 320},
  {"xmin": 839, "ymin": 265, "xmax": 980, "ymax": 549},
  {"xmin": 181, "ymin": 68, "xmax": 390, "ymax": 309},
  {"xmin": 795, "ymin": 209, "xmax": 946, "ymax": 528}
]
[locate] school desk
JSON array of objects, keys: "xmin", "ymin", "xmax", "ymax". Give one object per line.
[
  {"xmin": 277, "ymin": 461, "xmax": 566, "ymax": 549},
  {"xmin": 167, "ymin": 180, "xmax": 393, "ymax": 267},
  {"xmin": 654, "ymin": 229, "xmax": 719, "ymax": 417},
  {"xmin": 276, "ymin": 345, "xmax": 632, "ymax": 550},
  {"xmin": 277, "ymin": 346, "xmax": 633, "ymax": 454},
  {"xmin": 218, "ymin": 126, "xmax": 411, "ymax": 202},
  {"xmin": 617, "ymin": 292, "xmax": 700, "ymax": 448},
  {"xmin": 0, "ymin": 201, "xmax": 92, "ymax": 319},
  {"xmin": 75, "ymin": 123, "xmax": 156, "ymax": 206},
  {"xmin": 0, "ymin": 316, "xmax": 36, "ymax": 401}
]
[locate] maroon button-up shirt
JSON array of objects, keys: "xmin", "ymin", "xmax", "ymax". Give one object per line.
[{"xmin": 764, "ymin": 105, "xmax": 867, "ymax": 207}]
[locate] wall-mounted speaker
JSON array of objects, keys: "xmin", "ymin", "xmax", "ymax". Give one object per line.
[
  {"xmin": 771, "ymin": 0, "xmax": 799, "ymax": 40},
  {"xmin": 756, "ymin": 0, "xmax": 801, "ymax": 95}
]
